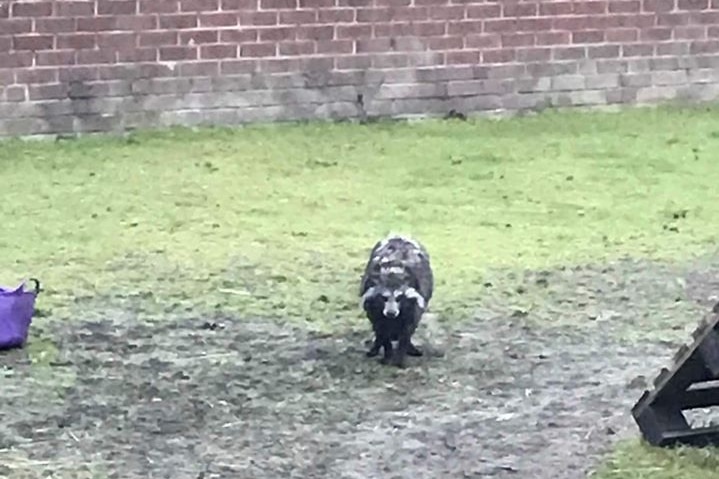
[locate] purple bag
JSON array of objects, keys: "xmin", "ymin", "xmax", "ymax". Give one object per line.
[{"xmin": 0, "ymin": 279, "xmax": 41, "ymax": 351}]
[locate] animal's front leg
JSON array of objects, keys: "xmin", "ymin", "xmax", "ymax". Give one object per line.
[
  {"xmin": 380, "ymin": 337, "xmax": 393, "ymax": 364},
  {"xmin": 366, "ymin": 336, "xmax": 382, "ymax": 357},
  {"xmin": 407, "ymin": 341, "xmax": 423, "ymax": 357}
]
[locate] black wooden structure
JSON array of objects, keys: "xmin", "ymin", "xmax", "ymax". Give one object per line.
[{"xmin": 632, "ymin": 304, "xmax": 719, "ymax": 447}]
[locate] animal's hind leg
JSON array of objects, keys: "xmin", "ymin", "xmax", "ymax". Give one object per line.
[
  {"xmin": 407, "ymin": 341, "xmax": 423, "ymax": 357},
  {"xmin": 391, "ymin": 334, "xmax": 411, "ymax": 368}
]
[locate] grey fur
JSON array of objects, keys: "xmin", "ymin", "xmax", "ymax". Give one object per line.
[{"xmin": 359, "ymin": 234, "xmax": 434, "ymax": 367}]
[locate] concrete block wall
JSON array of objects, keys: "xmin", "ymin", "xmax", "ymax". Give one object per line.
[{"xmin": 2, "ymin": 0, "xmax": 719, "ymax": 137}]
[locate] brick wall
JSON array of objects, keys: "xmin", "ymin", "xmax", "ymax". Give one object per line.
[{"xmin": 2, "ymin": 0, "xmax": 719, "ymax": 137}]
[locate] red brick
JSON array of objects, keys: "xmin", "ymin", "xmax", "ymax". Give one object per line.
[
  {"xmin": 54, "ymin": 1, "xmax": 96, "ymax": 16},
  {"xmin": 690, "ymin": 39, "xmax": 719, "ymax": 53},
  {"xmin": 220, "ymin": 29, "xmax": 259, "ymax": 42},
  {"xmin": 553, "ymin": 46, "xmax": 586, "ymax": 60},
  {"xmin": 675, "ymin": 26, "xmax": 707, "ymax": 39},
  {"xmin": 261, "ymin": 0, "xmax": 296, "ymax": 7},
  {"xmin": 575, "ymin": 1, "xmax": 608, "ymax": 13},
  {"xmin": 465, "ymin": 34, "xmax": 501, "ymax": 48},
  {"xmin": 278, "ymin": 41, "xmax": 315, "ymax": 55},
  {"xmin": 200, "ymin": 12, "xmax": 239, "ymax": 26},
  {"xmin": 606, "ymin": 28, "xmax": 639, "ymax": 41},
  {"xmin": 281, "ymin": 10, "xmax": 317, "ymax": 23},
  {"xmin": 160, "ymin": 46, "xmax": 198, "ymax": 61},
  {"xmin": 220, "ymin": 59, "xmax": 258, "ymax": 74},
  {"xmin": 222, "ymin": 0, "xmax": 258, "ymax": 8},
  {"xmin": 447, "ymin": 20, "xmax": 483, "ymax": 35},
  {"xmin": 657, "ymin": 12, "xmax": 691, "ymax": 25},
  {"xmin": 240, "ymin": 43, "xmax": 276, "ymax": 57},
  {"xmin": 640, "ymin": 27, "xmax": 673, "ymax": 40},
  {"xmin": 299, "ymin": 0, "xmax": 332, "ymax": 6},
  {"xmin": 337, "ymin": 24, "xmax": 372, "ymax": 38},
  {"xmin": 572, "ymin": 30, "xmax": 605, "ymax": 43},
  {"xmin": 3, "ymin": 19, "xmax": 32, "ymax": 34},
  {"xmin": 503, "ymin": 2, "xmax": 538, "ymax": 16},
  {"xmin": 16, "ymin": 68, "xmax": 58, "ymax": 84},
  {"xmin": 13, "ymin": 35, "xmax": 54, "ymax": 51},
  {"xmin": 0, "ymin": 52, "xmax": 33, "ymax": 68},
  {"xmin": 140, "ymin": 31, "xmax": 179, "ymax": 46},
  {"xmin": 36, "ymin": 50, "xmax": 75, "ymax": 66},
  {"xmin": 77, "ymin": 49, "xmax": 117, "ymax": 64},
  {"xmin": 99, "ymin": 33, "xmax": 137, "ymax": 50},
  {"xmin": 642, "ymin": 0, "xmax": 674, "ymax": 11},
  {"xmin": 678, "ymin": 0, "xmax": 709, "ymax": 9},
  {"xmin": 0, "ymin": 36, "xmax": 10, "ymax": 52},
  {"xmin": 259, "ymin": 27, "xmax": 295, "ymax": 41},
  {"xmin": 201, "ymin": 44, "xmax": 238, "ymax": 58},
  {"xmin": 118, "ymin": 47, "xmax": 158, "ymax": 62},
  {"xmin": 159, "ymin": 14, "xmax": 198, "ymax": 29},
  {"xmin": 539, "ymin": 2, "xmax": 572, "ymax": 15},
  {"xmin": 338, "ymin": 0, "xmax": 371, "ymax": 5},
  {"xmin": 316, "ymin": 39, "xmax": 353, "ymax": 54},
  {"xmin": 427, "ymin": 36, "xmax": 463, "ymax": 50},
  {"xmin": 5, "ymin": 86, "xmax": 27, "ymax": 102},
  {"xmin": 709, "ymin": 26, "xmax": 719, "ymax": 37},
  {"xmin": 376, "ymin": 21, "xmax": 445, "ymax": 37},
  {"xmin": 319, "ymin": 8, "xmax": 354, "ymax": 22},
  {"xmin": 466, "ymin": 3, "xmax": 501, "ymax": 18},
  {"xmin": 97, "ymin": 1, "xmax": 137, "ymax": 15},
  {"xmin": 241, "ymin": 11, "xmax": 278, "ymax": 25},
  {"xmin": 375, "ymin": 0, "xmax": 411, "ymax": 5},
  {"xmin": 58, "ymin": 34, "xmax": 97, "ymax": 50},
  {"xmin": 177, "ymin": 61, "xmax": 219, "ymax": 76},
  {"xmin": 181, "ymin": 0, "xmax": 219, "ymax": 10},
  {"xmin": 116, "ymin": 15, "xmax": 158, "ymax": 30},
  {"xmin": 609, "ymin": 0, "xmax": 641, "ymax": 12},
  {"xmin": 77, "ymin": 17, "xmax": 117, "ymax": 31},
  {"xmin": 688, "ymin": 10, "xmax": 719, "ymax": 23},
  {"xmin": 483, "ymin": 49, "xmax": 516, "ymax": 63},
  {"xmin": 536, "ymin": 32, "xmax": 571, "ymax": 45},
  {"xmin": 297, "ymin": 26, "xmax": 334, "ymax": 40},
  {"xmin": 59, "ymin": 67, "xmax": 100, "ymax": 82},
  {"xmin": 502, "ymin": 33, "xmax": 535, "ymax": 47},
  {"xmin": 622, "ymin": 43, "xmax": 654, "ymax": 56},
  {"xmin": 180, "ymin": 30, "xmax": 219, "ymax": 44},
  {"xmin": 447, "ymin": 50, "xmax": 479, "ymax": 65},
  {"xmin": 429, "ymin": 6, "xmax": 465, "ymax": 19},
  {"xmin": 139, "ymin": 0, "xmax": 179, "ymax": 13},
  {"xmin": 517, "ymin": 47, "xmax": 551, "ymax": 61},
  {"xmin": 35, "ymin": 18, "xmax": 76, "ymax": 34},
  {"xmin": 0, "ymin": 3, "xmax": 8, "ymax": 18},
  {"xmin": 12, "ymin": 1, "xmax": 52, "ymax": 17},
  {"xmin": 356, "ymin": 38, "xmax": 392, "ymax": 53},
  {"xmin": 589, "ymin": 44, "xmax": 621, "ymax": 57}
]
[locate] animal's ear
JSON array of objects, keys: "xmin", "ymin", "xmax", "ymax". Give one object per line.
[
  {"xmin": 404, "ymin": 287, "xmax": 426, "ymax": 310},
  {"xmin": 360, "ymin": 286, "xmax": 377, "ymax": 309}
]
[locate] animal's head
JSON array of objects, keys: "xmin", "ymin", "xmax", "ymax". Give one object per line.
[{"xmin": 360, "ymin": 282, "xmax": 426, "ymax": 319}]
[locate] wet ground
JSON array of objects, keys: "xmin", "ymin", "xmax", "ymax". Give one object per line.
[{"xmin": 3, "ymin": 255, "xmax": 719, "ymax": 479}]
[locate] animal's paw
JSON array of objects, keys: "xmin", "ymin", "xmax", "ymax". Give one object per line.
[
  {"xmin": 366, "ymin": 348, "xmax": 379, "ymax": 358},
  {"xmin": 391, "ymin": 356, "xmax": 407, "ymax": 368},
  {"xmin": 407, "ymin": 344, "xmax": 423, "ymax": 357}
]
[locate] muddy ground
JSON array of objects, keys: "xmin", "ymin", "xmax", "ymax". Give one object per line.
[{"xmin": 3, "ymin": 255, "xmax": 719, "ymax": 479}]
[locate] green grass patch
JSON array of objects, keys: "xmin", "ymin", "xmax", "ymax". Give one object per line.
[
  {"xmin": 592, "ymin": 439, "xmax": 719, "ymax": 479},
  {"xmin": 2, "ymin": 105, "xmax": 719, "ymax": 327}
]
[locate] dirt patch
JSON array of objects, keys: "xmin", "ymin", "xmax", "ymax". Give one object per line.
[{"xmin": 3, "ymin": 256, "xmax": 719, "ymax": 479}]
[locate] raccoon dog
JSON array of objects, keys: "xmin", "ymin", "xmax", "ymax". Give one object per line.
[{"xmin": 359, "ymin": 234, "xmax": 434, "ymax": 368}]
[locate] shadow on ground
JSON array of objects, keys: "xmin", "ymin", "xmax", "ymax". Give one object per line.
[{"xmin": 3, "ymin": 255, "xmax": 719, "ymax": 479}]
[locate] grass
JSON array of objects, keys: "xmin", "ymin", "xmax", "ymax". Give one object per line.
[{"xmin": 3, "ymin": 104, "xmax": 719, "ymax": 478}]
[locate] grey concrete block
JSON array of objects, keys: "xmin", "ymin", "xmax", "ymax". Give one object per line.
[
  {"xmin": 586, "ymin": 74, "xmax": 620, "ymax": 89},
  {"xmin": 447, "ymin": 79, "xmax": 511, "ymax": 96},
  {"xmin": 568, "ymin": 89, "xmax": 607, "ymax": 105},
  {"xmin": 652, "ymin": 70, "xmax": 688, "ymax": 86},
  {"xmin": 516, "ymin": 76, "xmax": 552, "ymax": 93},
  {"xmin": 620, "ymin": 73, "xmax": 652, "ymax": 87},
  {"xmin": 551, "ymin": 74, "xmax": 586, "ymax": 91},
  {"xmin": 375, "ymin": 82, "xmax": 446, "ymax": 100},
  {"xmin": 635, "ymin": 86, "xmax": 678, "ymax": 103}
]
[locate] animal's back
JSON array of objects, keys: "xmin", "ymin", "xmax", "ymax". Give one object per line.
[{"xmin": 360, "ymin": 234, "xmax": 434, "ymax": 304}]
